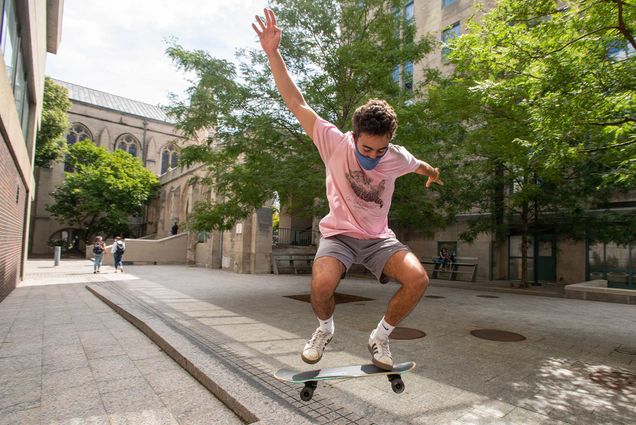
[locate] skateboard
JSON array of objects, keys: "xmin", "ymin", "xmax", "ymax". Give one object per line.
[{"xmin": 274, "ymin": 361, "xmax": 416, "ymax": 401}]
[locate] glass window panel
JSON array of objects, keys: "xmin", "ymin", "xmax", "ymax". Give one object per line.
[
  {"xmin": 161, "ymin": 150, "xmax": 169, "ymax": 174},
  {"xmin": 0, "ymin": 0, "xmax": 6, "ymax": 44},
  {"xmin": 630, "ymin": 245, "xmax": 636, "ymax": 270},
  {"xmin": 2, "ymin": 0, "xmax": 17, "ymax": 86},
  {"xmin": 509, "ymin": 235, "xmax": 534, "ymax": 258},
  {"xmin": 588, "ymin": 242, "xmax": 604, "ymax": 269},
  {"xmin": 391, "ymin": 65, "xmax": 400, "ymax": 83},
  {"xmin": 509, "ymin": 258, "xmax": 534, "ymax": 281},
  {"xmin": 443, "ymin": 0, "xmax": 458, "ymax": 6},
  {"xmin": 605, "ymin": 243, "xmax": 628, "ymax": 269},
  {"xmin": 538, "ymin": 240, "xmax": 552, "ymax": 256},
  {"xmin": 441, "ymin": 22, "xmax": 460, "ymax": 58},
  {"xmin": 403, "ymin": 61, "xmax": 413, "ymax": 91},
  {"xmin": 170, "ymin": 152, "xmax": 179, "ymax": 168},
  {"xmin": 13, "ymin": 48, "xmax": 24, "ymax": 118},
  {"xmin": 128, "ymin": 144, "xmax": 137, "ymax": 157},
  {"xmin": 404, "ymin": 1, "xmax": 414, "ymax": 21}
]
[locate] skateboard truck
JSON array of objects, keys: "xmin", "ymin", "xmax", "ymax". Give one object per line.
[{"xmin": 299, "ymin": 374, "xmax": 404, "ymax": 401}]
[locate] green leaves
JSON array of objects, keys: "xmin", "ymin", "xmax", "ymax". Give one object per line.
[
  {"xmin": 429, "ymin": 0, "xmax": 635, "ymax": 256},
  {"xmin": 35, "ymin": 78, "xmax": 71, "ymax": 168},
  {"xmin": 166, "ymin": 0, "xmax": 434, "ymax": 232},
  {"xmin": 47, "ymin": 141, "xmax": 160, "ymax": 240}
]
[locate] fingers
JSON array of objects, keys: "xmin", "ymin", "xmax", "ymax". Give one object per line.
[
  {"xmin": 266, "ymin": 8, "xmax": 277, "ymax": 26},
  {"xmin": 254, "ymin": 14, "xmax": 266, "ymax": 32},
  {"xmin": 253, "ymin": 8, "xmax": 277, "ymax": 36}
]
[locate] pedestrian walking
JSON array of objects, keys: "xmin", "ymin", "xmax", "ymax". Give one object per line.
[
  {"xmin": 111, "ymin": 236, "xmax": 126, "ymax": 273},
  {"xmin": 92, "ymin": 236, "xmax": 105, "ymax": 273}
]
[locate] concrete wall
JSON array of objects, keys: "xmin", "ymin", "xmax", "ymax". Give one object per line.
[{"xmin": 86, "ymin": 233, "xmax": 188, "ymax": 264}]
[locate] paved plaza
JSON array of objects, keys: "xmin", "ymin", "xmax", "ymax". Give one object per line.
[{"xmin": 1, "ymin": 259, "xmax": 634, "ymax": 424}]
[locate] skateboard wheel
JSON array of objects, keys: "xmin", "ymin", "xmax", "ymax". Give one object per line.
[
  {"xmin": 300, "ymin": 385, "xmax": 314, "ymax": 401},
  {"xmin": 390, "ymin": 378, "xmax": 404, "ymax": 393}
]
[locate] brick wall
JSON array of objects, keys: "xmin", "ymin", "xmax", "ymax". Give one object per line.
[{"xmin": 0, "ymin": 135, "xmax": 27, "ymax": 302}]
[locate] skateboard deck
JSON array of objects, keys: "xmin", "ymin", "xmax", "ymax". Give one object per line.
[{"xmin": 275, "ymin": 361, "xmax": 415, "ymax": 401}]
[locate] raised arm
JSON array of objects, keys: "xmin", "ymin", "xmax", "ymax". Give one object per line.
[{"xmin": 252, "ymin": 8, "xmax": 318, "ymax": 137}]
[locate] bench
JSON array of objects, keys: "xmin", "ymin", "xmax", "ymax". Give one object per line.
[
  {"xmin": 420, "ymin": 256, "xmax": 479, "ymax": 282},
  {"xmin": 272, "ymin": 254, "xmax": 315, "ymax": 275}
]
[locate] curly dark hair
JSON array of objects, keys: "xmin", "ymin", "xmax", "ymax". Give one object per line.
[{"xmin": 352, "ymin": 99, "xmax": 398, "ymax": 140}]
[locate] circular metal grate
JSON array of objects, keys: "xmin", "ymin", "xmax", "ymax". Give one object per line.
[
  {"xmin": 390, "ymin": 327, "xmax": 426, "ymax": 340},
  {"xmin": 476, "ymin": 295, "xmax": 500, "ymax": 298},
  {"xmin": 470, "ymin": 329, "xmax": 526, "ymax": 342},
  {"xmin": 589, "ymin": 369, "xmax": 636, "ymax": 391}
]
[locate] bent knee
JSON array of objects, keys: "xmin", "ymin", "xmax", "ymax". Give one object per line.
[{"xmin": 405, "ymin": 271, "xmax": 429, "ymax": 294}]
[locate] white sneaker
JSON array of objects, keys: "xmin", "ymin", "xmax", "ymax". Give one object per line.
[
  {"xmin": 368, "ymin": 330, "xmax": 393, "ymax": 370},
  {"xmin": 301, "ymin": 327, "xmax": 332, "ymax": 364}
]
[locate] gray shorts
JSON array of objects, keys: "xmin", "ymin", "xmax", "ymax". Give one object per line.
[{"xmin": 315, "ymin": 234, "xmax": 411, "ymax": 281}]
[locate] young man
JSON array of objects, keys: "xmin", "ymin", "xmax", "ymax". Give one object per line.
[{"xmin": 253, "ymin": 9, "xmax": 443, "ymax": 370}]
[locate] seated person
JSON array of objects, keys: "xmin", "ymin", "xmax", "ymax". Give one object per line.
[{"xmin": 439, "ymin": 247, "xmax": 451, "ymax": 270}]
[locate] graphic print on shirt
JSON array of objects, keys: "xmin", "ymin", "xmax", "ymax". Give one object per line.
[{"xmin": 345, "ymin": 170, "xmax": 385, "ymax": 209}]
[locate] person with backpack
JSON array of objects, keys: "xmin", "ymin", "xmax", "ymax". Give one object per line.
[
  {"xmin": 92, "ymin": 236, "xmax": 106, "ymax": 273},
  {"xmin": 111, "ymin": 236, "xmax": 126, "ymax": 273}
]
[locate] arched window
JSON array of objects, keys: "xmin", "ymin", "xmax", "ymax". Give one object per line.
[
  {"xmin": 115, "ymin": 134, "xmax": 141, "ymax": 157},
  {"xmin": 64, "ymin": 123, "xmax": 93, "ymax": 172},
  {"xmin": 160, "ymin": 144, "xmax": 179, "ymax": 174}
]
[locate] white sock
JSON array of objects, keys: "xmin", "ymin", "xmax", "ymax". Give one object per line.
[
  {"xmin": 373, "ymin": 317, "xmax": 395, "ymax": 340},
  {"xmin": 318, "ymin": 316, "xmax": 334, "ymax": 335}
]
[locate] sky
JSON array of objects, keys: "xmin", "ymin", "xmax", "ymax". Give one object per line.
[{"xmin": 46, "ymin": 0, "xmax": 266, "ymax": 106}]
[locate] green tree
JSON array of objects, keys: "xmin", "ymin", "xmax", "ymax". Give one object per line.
[
  {"xmin": 420, "ymin": 0, "xmax": 636, "ymax": 286},
  {"xmin": 35, "ymin": 78, "xmax": 71, "ymax": 167},
  {"xmin": 165, "ymin": 0, "xmax": 441, "ymax": 232},
  {"xmin": 47, "ymin": 140, "xmax": 160, "ymax": 241}
]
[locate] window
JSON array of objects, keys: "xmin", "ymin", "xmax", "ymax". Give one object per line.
[
  {"xmin": 391, "ymin": 65, "xmax": 400, "ymax": 84},
  {"xmin": 403, "ymin": 61, "xmax": 413, "ymax": 91},
  {"xmin": 66, "ymin": 123, "xmax": 93, "ymax": 146},
  {"xmin": 587, "ymin": 242, "xmax": 634, "ymax": 288},
  {"xmin": 404, "ymin": 1, "xmax": 414, "ymax": 22},
  {"xmin": 1, "ymin": 0, "xmax": 31, "ymax": 140},
  {"xmin": 508, "ymin": 235, "xmax": 535, "ymax": 281},
  {"xmin": 115, "ymin": 134, "xmax": 140, "ymax": 157},
  {"xmin": 442, "ymin": 0, "xmax": 457, "ymax": 6},
  {"xmin": 160, "ymin": 144, "xmax": 179, "ymax": 174},
  {"xmin": 64, "ymin": 124, "xmax": 93, "ymax": 172},
  {"xmin": 442, "ymin": 22, "xmax": 461, "ymax": 59},
  {"xmin": 1, "ymin": 0, "xmax": 18, "ymax": 87}
]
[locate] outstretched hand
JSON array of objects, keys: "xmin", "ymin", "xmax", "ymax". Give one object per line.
[
  {"xmin": 426, "ymin": 168, "xmax": 444, "ymax": 188},
  {"xmin": 252, "ymin": 8, "xmax": 281, "ymax": 55}
]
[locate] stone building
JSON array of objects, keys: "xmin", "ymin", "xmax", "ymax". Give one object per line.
[
  {"xmin": 30, "ymin": 79, "xmax": 186, "ymax": 253},
  {"xmin": 30, "ymin": 80, "xmax": 273, "ymax": 274},
  {"xmin": 0, "ymin": 0, "xmax": 64, "ymax": 301}
]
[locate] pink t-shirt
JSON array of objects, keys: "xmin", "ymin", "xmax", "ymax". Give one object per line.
[{"xmin": 312, "ymin": 118, "xmax": 420, "ymax": 239}]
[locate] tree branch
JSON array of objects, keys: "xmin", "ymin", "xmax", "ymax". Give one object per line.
[{"xmin": 615, "ymin": 0, "xmax": 636, "ymax": 50}]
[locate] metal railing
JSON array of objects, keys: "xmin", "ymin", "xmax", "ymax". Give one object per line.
[{"xmin": 274, "ymin": 227, "xmax": 312, "ymax": 246}]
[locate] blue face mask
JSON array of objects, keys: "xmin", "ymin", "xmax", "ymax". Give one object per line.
[{"xmin": 355, "ymin": 144, "xmax": 385, "ymax": 170}]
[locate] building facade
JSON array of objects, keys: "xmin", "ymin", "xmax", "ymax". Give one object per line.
[
  {"xmin": 31, "ymin": 80, "xmax": 273, "ymax": 274},
  {"xmin": 30, "ymin": 79, "xmax": 186, "ymax": 254},
  {"xmin": 0, "ymin": 0, "xmax": 63, "ymax": 301}
]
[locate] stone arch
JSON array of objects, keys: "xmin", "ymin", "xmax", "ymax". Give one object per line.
[
  {"xmin": 114, "ymin": 133, "xmax": 141, "ymax": 158},
  {"xmin": 160, "ymin": 143, "xmax": 180, "ymax": 175}
]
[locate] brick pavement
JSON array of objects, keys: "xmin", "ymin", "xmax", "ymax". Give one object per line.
[{"xmin": 0, "ymin": 260, "xmax": 243, "ymax": 425}]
